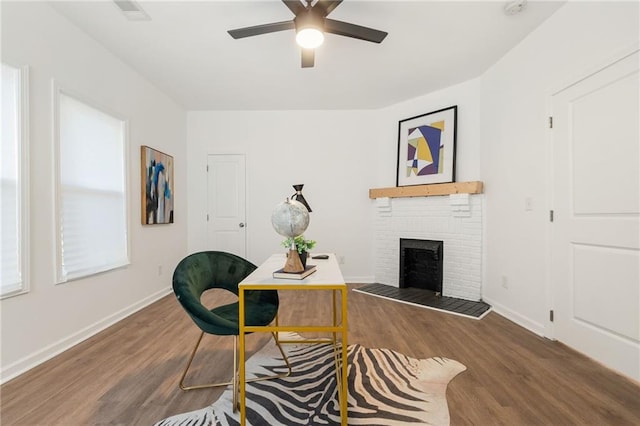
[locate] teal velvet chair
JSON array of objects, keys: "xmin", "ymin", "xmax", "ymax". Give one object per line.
[{"xmin": 172, "ymin": 251, "xmax": 291, "ymax": 409}]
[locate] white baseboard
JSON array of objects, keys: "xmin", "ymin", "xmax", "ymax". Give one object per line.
[
  {"xmin": 482, "ymin": 295, "xmax": 546, "ymax": 337},
  {"xmin": 0, "ymin": 287, "xmax": 172, "ymax": 384},
  {"xmin": 344, "ymin": 275, "xmax": 375, "ymax": 284}
]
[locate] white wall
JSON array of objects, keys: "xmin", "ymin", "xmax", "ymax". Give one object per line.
[
  {"xmin": 0, "ymin": 2, "xmax": 187, "ymax": 382},
  {"xmin": 375, "ymin": 78, "xmax": 482, "ymax": 188},
  {"xmin": 187, "ymin": 78, "xmax": 482, "ymax": 283},
  {"xmin": 480, "ymin": 1, "xmax": 639, "ymax": 335},
  {"xmin": 5, "ymin": 0, "xmax": 635, "ymax": 383},
  {"xmin": 371, "ymin": 78, "xmax": 484, "ymax": 293},
  {"xmin": 187, "ymin": 110, "xmax": 381, "ymax": 282}
]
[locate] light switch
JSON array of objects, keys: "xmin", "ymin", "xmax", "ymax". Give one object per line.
[{"xmin": 525, "ymin": 197, "xmax": 533, "ymax": 211}]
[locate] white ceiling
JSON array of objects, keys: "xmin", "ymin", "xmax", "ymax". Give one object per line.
[{"xmin": 49, "ymin": 0, "xmax": 565, "ymax": 110}]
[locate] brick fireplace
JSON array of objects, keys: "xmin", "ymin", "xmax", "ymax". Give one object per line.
[{"xmin": 374, "ymin": 193, "xmax": 482, "ymax": 301}]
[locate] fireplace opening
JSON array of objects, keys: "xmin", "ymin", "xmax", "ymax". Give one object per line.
[{"xmin": 399, "ymin": 238, "xmax": 443, "ymax": 294}]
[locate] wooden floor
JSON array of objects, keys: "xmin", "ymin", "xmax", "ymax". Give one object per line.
[{"xmin": 2, "ymin": 284, "xmax": 639, "ymax": 425}]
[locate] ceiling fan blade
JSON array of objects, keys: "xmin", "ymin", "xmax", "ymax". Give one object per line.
[
  {"xmin": 324, "ymin": 18, "xmax": 388, "ymax": 43},
  {"xmin": 282, "ymin": 0, "xmax": 307, "ymax": 16},
  {"xmin": 314, "ymin": 0, "xmax": 343, "ymax": 17},
  {"xmin": 301, "ymin": 48, "xmax": 315, "ymax": 68},
  {"xmin": 228, "ymin": 20, "xmax": 295, "ymax": 39}
]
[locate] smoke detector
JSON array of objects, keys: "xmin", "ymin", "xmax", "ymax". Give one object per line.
[{"xmin": 504, "ymin": 0, "xmax": 527, "ymax": 16}]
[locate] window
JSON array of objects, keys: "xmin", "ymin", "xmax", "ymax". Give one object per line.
[
  {"xmin": 55, "ymin": 90, "xmax": 129, "ymax": 283},
  {"xmin": 1, "ymin": 63, "xmax": 29, "ymax": 299}
]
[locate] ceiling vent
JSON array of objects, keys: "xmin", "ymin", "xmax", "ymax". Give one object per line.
[
  {"xmin": 503, "ymin": 0, "xmax": 527, "ymax": 16},
  {"xmin": 113, "ymin": 0, "xmax": 150, "ymax": 21}
]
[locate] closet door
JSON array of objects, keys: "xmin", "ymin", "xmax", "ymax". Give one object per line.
[{"xmin": 551, "ymin": 50, "xmax": 639, "ymax": 381}]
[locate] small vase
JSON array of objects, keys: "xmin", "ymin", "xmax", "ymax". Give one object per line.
[{"xmin": 299, "ymin": 251, "xmax": 308, "ymax": 269}]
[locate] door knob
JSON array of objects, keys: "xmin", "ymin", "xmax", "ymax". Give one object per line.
[{"xmin": 239, "ymin": 222, "xmax": 245, "ymax": 228}]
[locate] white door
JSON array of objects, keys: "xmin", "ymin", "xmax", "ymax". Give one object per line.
[
  {"xmin": 551, "ymin": 50, "xmax": 639, "ymax": 381},
  {"xmin": 207, "ymin": 154, "xmax": 246, "ymax": 258}
]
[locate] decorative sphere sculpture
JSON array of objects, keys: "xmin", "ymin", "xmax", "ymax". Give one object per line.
[{"xmin": 271, "ymin": 198, "xmax": 310, "ymax": 239}]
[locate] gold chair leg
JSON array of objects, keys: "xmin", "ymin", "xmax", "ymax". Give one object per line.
[
  {"xmin": 243, "ymin": 332, "xmax": 292, "ymax": 384},
  {"xmin": 270, "ymin": 332, "xmax": 292, "ymax": 378},
  {"xmin": 233, "ymin": 332, "xmax": 292, "ymax": 411},
  {"xmin": 179, "ymin": 331, "xmax": 235, "ymax": 391},
  {"xmin": 232, "ymin": 336, "xmax": 238, "ymax": 412},
  {"xmin": 180, "ymin": 330, "xmax": 292, "ymax": 409}
]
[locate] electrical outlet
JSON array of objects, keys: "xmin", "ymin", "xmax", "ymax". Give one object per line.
[
  {"xmin": 338, "ymin": 256, "xmax": 345, "ymax": 265},
  {"xmin": 158, "ymin": 265, "xmax": 163, "ymax": 276},
  {"xmin": 501, "ymin": 275, "xmax": 508, "ymax": 289}
]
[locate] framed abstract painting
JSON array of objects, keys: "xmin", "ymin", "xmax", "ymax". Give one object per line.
[
  {"xmin": 141, "ymin": 145, "xmax": 174, "ymax": 224},
  {"xmin": 396, "ymin": 105, "xmax": 457, "ymax": 187}
]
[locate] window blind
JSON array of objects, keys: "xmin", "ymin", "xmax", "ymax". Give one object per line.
[
  {"xmin": 1, "ymin": 63, "xmax": 25, "ymax": 297},
  {"xmin": 57, "ymin": 93, "xmax": 128, "ymax": 282}
]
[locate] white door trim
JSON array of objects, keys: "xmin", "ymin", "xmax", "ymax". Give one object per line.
[{"xmin": 549, "ymin": 41, "xmax": 639, "ymax": 97}]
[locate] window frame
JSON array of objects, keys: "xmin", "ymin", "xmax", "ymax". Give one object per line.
[
  {"xmin": 52, "ymin": 83, "xmax": 131, "ymax": 284},
  {"xmin": 1, "ymin": 63, "xmax": 30, "ymax": 300}
]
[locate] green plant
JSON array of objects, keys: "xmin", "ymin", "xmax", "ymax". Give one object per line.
[{"xmin": 281, "ymin": 235, "xmax": 316, "ymax": 254}]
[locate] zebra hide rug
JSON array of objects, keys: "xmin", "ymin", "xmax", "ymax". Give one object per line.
[{"xmin": 155, "ymin": 334, "xmax": 466, "ymax": 426}]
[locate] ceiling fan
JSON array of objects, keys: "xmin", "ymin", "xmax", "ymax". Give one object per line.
[{"xmin": 227, "ymin": 0, "xmax": 388, "ymax": 68}]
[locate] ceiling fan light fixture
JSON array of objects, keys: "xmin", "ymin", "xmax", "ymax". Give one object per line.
[
  {"xmin": 296, "ymin": 27, "xmax": 324, "ymax": 49},
  {"xmin": 227, "ymin": 0, "xmax": 388, "ymax": 68}
]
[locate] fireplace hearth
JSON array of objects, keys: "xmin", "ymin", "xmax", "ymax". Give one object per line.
[{"xmin": 399, "ymin": 238, "xmax": 443, "ymax": 294}]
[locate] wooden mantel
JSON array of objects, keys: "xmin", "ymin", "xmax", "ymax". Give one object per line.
[{"xmin": 369, "ymin": 181, "xmax": 483, "ymax": 199}]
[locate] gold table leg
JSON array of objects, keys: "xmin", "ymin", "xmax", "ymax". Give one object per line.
[
  {"xmin": 239, "ymin": 289, "xmax": 246, "ymax": 426},
  {"xmin": 340, "ymin": 287, "xmax": 348, "ymax": 426}
]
